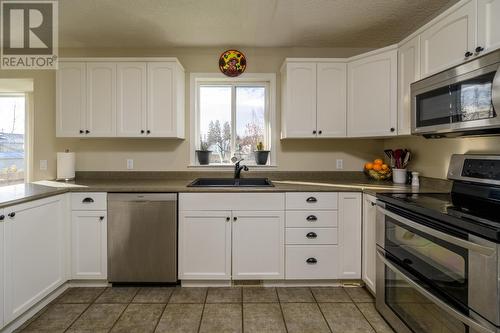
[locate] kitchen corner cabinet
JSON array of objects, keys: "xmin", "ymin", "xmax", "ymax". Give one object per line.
[
  {"xmin": 362, "ymin": 194, "xmax": 377, "ymax": 294},
  {"xmin": 280, "ymin": 60, "xmax": 347, "ymax": 138},
  {"xmin": 338, "ymin": 192, "xmax": 362, "ymax": 279},
  {"xmin": 57, "ymin": 58, "xmax": 185, "ymax": 138},
  {"xmin": 4, "ymin": 195, "xmax": 66, "ymax": 323},
  {"xmin": 348, "ymin": 46, "xmax": 398, "ymax": 137},
  {"xmin": 420, "ymin": 0, "xmax": 476, "ymax": 78},
  {"xmin": 398, "ymin": 36, "xmax": 420, "ymax": 136},
  {"xmin": 477, "ymin": 0, "xmax": 500, "ymax": 54}
]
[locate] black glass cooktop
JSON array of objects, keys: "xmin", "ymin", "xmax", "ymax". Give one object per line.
[{"xmin": 377, "ymin": 192, "xmax": 500, "ymax": 243}]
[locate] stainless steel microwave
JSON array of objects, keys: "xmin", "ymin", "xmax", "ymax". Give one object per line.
[{"xmin": 411, "ymin": 49, "xmax": 500, "ymax": 138}]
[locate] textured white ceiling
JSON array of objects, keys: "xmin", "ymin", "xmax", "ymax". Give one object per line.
[{"xmin": 59, "ymin": 0, "xmax": 458, "ymax": 49}]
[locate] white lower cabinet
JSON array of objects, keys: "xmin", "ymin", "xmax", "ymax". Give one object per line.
[
  {"xmin": 362, "ymin": 194, "xmax": 377, "ymax": 294},
  {"xmin": 4, "ymin": 195, "xmax": 66, "ymax": 322},
  {"xmin": 179, "ymin": 211, "xmax": 232, "ymax": 280},
  {"xmin": 338, "ymin": 192, "xmax": 362, "ymax": 279},
  {"xmin": 286, "ymin": 245, "xmax": 338, "ymax": 279},
  {"xmin": 232, "ymin": 211, "xmax": 284, "ymax": 280},
  {"xmin": 71, "ymin": 211, "xmax": 107, "ymax": 279}
]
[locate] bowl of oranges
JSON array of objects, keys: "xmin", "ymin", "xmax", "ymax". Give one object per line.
[{"xmin": 364, "ymin": 159, "xmax": 391, "ymax": 181}]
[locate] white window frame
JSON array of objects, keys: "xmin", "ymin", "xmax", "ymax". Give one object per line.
[{"xmin": 190, "ymin": 72, "xmax": 277, "ymax": 167}]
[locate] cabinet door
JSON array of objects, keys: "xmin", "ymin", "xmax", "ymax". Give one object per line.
[
  {"xmin": 420, "ymin": 1, "xmax": 476, "ymax": 78},
  {"xmin": 477, "ymin": 0, "xmax": 500, "ymax": 54},
  {"xmin": 338, "ymin": 192, "xmax": 362, "ymax": 279},
  {"xmin": 56, "ymin": 62, "xmax": 86, "ymax": 137},
  {"xmin": 117, "ymin": 62, "xmax": 147, "ymax": 137},
  {"xmin": 317, "ymin": 63, "xmax": 347, "ymax": 137},
  {"xmin": 147, "ymin": 62, "xmax": 179, "ymax": 137},
  {"xmin": 4, "ymin": 196, "xmax": 65, "ymax": 322},
  {"xmin": 348, "ymin": 48, "xmax": 398, "ymax": 137},
  {"xmin": 86, "ymin": 62, "xmax": 117, "ymax": 137},
  {"xmin": 71, "ymin": 211, "xmax": 107, "ymax": 280},
  {"xmin": 362, "ymin": 194, "xmax": 377, "ymax": 294},
  {"xmin": 398, "ymin": 36, "xmax": 420, "ymax": 136},
  {"xmin": 282, "ymin": 62, "xmax": 317, "ymax": 138},
  {"xmin": 179, "ymin": 211, "xmax": 231, "ymax": 280},
  {"xmin": 0, "ymin": 209, "xmax": 4, "ymax": 329},
  {"xmin": 232, "ymin": 211, "xmax": 284, "ymax": 280}
]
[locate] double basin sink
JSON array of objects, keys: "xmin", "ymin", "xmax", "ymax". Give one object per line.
[{"xmin": 188, "ymin": 178, "xmax": 274, "ymax": 187}]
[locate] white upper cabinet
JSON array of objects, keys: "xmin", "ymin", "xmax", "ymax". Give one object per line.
[
  {"xmin": 420, "ymin": 0, "xmax": 476, "ymax": 78},
  {"xmin": 57, "ymin": 58, "xmax": 185, "ymax": 138},
  {"xmin": 147, "ymin": 62, "xmax": 185, "ymax": 138},
  {"xmin": 316, "ymin": 63, "xmax": 347, "ymax": 137},
  {"xmin": 117, "ymin": 62, "xmax": 147, "ymax": 137},
  {"xmin": 477, "ymin": 0, "xmax": 500, "ymax": 54},
  {"xmin": 4, "ymin": 196, "xmax": 65, "ymax": 322},
  {"xmin": 398, "ymin": 36, "xmax": 420, "ymax": 136},
  {"xmin": 86, "ymin": 62, "xmax": 117, "ymax": 137},
  {"xmin": 348, "ymin": 46, "xmax": 398, "ymax": 137},
  {"xmin": 281, "ymin": 62, "xmax": 317, "ymax": 138},
  {"xmin": 56, "ymin": 62, "xmax": 86, "ymax": 137},
  {"xmin": 232, "ymin": 211, "xmax": 284, "ymax": 280}
]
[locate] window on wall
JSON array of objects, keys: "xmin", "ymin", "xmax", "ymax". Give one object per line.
[
  {"xmin": 193, "ymin": 74, "xmax": 276, "ymax": 166},
  {"xmin": 0, "ymin": 94, "xmax": 26, "ymax": 186}
]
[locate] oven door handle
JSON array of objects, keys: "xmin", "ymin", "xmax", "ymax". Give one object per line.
[
  {"xmin": 492, "ymin": 65, "xmax": 500, "ymax": 116},
  {"xmin": 377, "ymin": 206, "xmax": 496, "ymax": 256},
  {"xmin": 377, "ymin": 249, "xmax": 496, "ymax": 333}
]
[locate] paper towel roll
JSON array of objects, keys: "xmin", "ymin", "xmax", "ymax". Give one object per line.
[{"xmin": 57, "ymin": 152, "xmax": 75, "ymax": 180}]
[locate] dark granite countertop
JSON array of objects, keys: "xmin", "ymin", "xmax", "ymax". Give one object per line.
[{"xmin": 0, "ymin": 171, "xmax": 451, "ymax": 208}]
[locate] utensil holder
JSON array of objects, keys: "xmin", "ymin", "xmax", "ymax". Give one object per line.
[{"xmin": 393, "ymin": 168, "xmax": 407, "ymax": 184}]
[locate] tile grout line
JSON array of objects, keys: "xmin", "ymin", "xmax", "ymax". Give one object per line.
[
  {"xmin": 352, "ymin": 301, "xmax": 380, "ymax": 333},
  {"xmin": 60, "ymin": 287, "xmax": 108, "ymax": 333},
  {"xmin": 240, "ymin": 287, "xmax": 244, "ymax": 333},
  {"xmin": 310, "ymin": 287, "xmax": 334, "ymax": 333},
  {"xmin": 276, "ymin": 288, "xmax": 289, "ymax": 333},
  {"xmin": 196, "ymin": 288, "xmax": 209, "ymax": 333},
  {"xmin": 152, "ymin": 288, "xmax": 175, "ymax": 333},
  {"xmin": 106, "ymin": 287, "xmax": 141, "ymax": 333}
]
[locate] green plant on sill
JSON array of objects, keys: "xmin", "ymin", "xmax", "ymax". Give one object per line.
[
  {"xmin": 256, "ymin": 141, "xmax": 265, "ymax": 151},
  {"xmin": 199, "ymin": 138, "xmax": 210, "ymax": 151}
]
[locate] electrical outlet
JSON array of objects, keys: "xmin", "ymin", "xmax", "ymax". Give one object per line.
[
  {"xmin": 336, "ymin": 159, "xmax": 344, "ymax": 170},
  {"xmin": 126, "ymin": 159, "xmax": 134, "ymax": 170},
  {"xmin": 39, "ymin": 160, "xmax": 47, "ymax": 171}
]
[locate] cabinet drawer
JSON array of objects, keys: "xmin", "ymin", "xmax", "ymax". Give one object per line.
[
  {"xmin": 286, "ymin": 228, "xmax": 337, "ymax": 245},
  {"xmin": 179, "ymin": 193, "xmax": 284, "ymax": 211},
  {"xmin": 286, "ymin": 245, "xmax": 338, "ymax": 279},
  {"xmin": 286, "ymin": 211, "xmax": 338, "ymax": 228},
  {"xmin": 286, "ymin": 192, "xmax": 338, "ymax": 210},
  {"xmin": 71, "ymin": 193, "xmax": 107, "ymax": 210}
]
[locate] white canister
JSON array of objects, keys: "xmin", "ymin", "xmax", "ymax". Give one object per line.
[
  {"xmin": 57, "ymin": 151, "xmax": 76, "ymax": 181},
  {"xmin": 392, "ymin": 168, "xmax": 407, "ymax": 184},
  {"xmin": 411, "ymin": 171, "xmax": 420, "ymax": 187}
]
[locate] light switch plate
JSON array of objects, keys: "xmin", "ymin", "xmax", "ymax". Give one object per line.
[
  {"xmin": 39, "ymin": 160, "xmax": 47, "ymax": 171},
  {"xmin": 126, "ymin": 159, "xmax": 134, "ymax": 170},
  {"xmin": 336, "ymin": 159, "xmax": 344, "ymax": 170}
]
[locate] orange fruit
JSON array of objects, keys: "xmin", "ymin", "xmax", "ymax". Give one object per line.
[
  {"xmin": 381, "ymin": 164, "xmax": 389, "ymax": 170},
  {"xmin": 373, "ymin": 164, "xmax": 382, "ymax": 171},
  {"xmin": 374, "ymin": 159, "xmax": 383, "ymax": 165},
  {"xmin": 364, "ymin": 162, "xmax": 373, "ymax": 170}
]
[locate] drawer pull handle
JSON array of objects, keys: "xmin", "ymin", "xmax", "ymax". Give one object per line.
[
  {"xmin": 306, "ymin": 257, "xmax": 317, "ymax": 264},
  {"xmin": 306, "ymin": 215, "xmax": 317, "ymax": 222},
  {"xmin": 306, "ymin": 232, "xmax": 317, "ymax": 239},
  {"xmin": 306, "ymin": 197, "xmax": 317, "ymax": 203},
  {"xmin": 99, "ymin": 216, "xmax": 105, "ymax": 221},
  {"xmin": 82, "ymin": 197, "xmax": 94, "ymax": 204},
  {"xmin": 0, "ymin": 214, "xmax": 4, "ymax": 221},
  {"xmin": 8, "ymin": 212, "xmax": 15, "ymax": 218}
]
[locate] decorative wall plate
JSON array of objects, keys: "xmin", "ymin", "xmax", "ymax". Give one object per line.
[{"xmin": 219, "ymin": 50, "xmax": 246, "ymax": 77}]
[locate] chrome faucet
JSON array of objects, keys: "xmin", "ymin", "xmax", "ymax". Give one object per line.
[{"xmin": 234, "ymin": 159, "xmax": 249, "ymax": 179}]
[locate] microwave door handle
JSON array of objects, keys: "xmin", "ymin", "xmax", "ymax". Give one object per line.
[
  {"xmin": 377, "ymin": 206, "xmax": 496, "ymax": 256},
  {"xmin": 492, "ymin": 65, "xmax": 500, "ymax": 114},
  {"xmin": 376, "ymin": 249, "xmax": 496, "ymax": 333}
]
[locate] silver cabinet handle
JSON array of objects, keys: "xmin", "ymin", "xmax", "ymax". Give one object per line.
[
  {"xmin": 377, "ymin": 249, "xmax": 495, "ymax": 333},
  {"xmin": 377, "ymin": 206, "xmax": 495, "ymax": 256}
]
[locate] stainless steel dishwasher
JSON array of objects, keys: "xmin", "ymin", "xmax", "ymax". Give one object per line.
[{"xmin": 107, "ymin": 193, "xmax": 177, "ymax": 283}]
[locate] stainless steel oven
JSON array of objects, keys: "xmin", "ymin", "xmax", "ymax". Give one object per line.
[
  {"xmin": 411, "ymin": 49, "xmax": 500, "ymax": 138},
  {"xmin": 376, "ymin": 203, "xmax": 500, "ymax": 333}
]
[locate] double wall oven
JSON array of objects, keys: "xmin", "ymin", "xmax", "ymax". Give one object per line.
[{"xmin": 376, "ymin": 155, "xmax": 500, "ymax": 333}]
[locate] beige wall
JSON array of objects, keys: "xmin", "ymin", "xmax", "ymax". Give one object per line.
[
  {"xmin": 2, "ymin": 46, "xmax": 388, "ymax": 180},
  {"xmin": 384, "ymin": 136, "xmax": 500, "ymax": 179}
]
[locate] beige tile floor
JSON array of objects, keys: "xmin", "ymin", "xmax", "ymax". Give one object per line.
[{"xmin": 16, "ymin": 286, "xmax": 394, "ymax": 333}]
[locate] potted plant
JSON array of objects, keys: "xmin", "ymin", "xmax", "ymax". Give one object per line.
[
  {"xmin": 254, "ymin": 142, "xmax": 270, "ymax": 165},
  {"xmin": 196, "ymin": 138, "xmax": 212, "ymax": 165}
]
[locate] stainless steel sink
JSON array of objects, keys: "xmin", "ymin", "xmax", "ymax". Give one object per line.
[{"xmin": 188, "ymin": 178, "xmax": 274, "ymax": 187}]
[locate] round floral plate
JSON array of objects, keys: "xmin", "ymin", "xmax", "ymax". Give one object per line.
[{"xmin": 219, "ymin": 50, "xmax": 246, "ymax": 77}]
